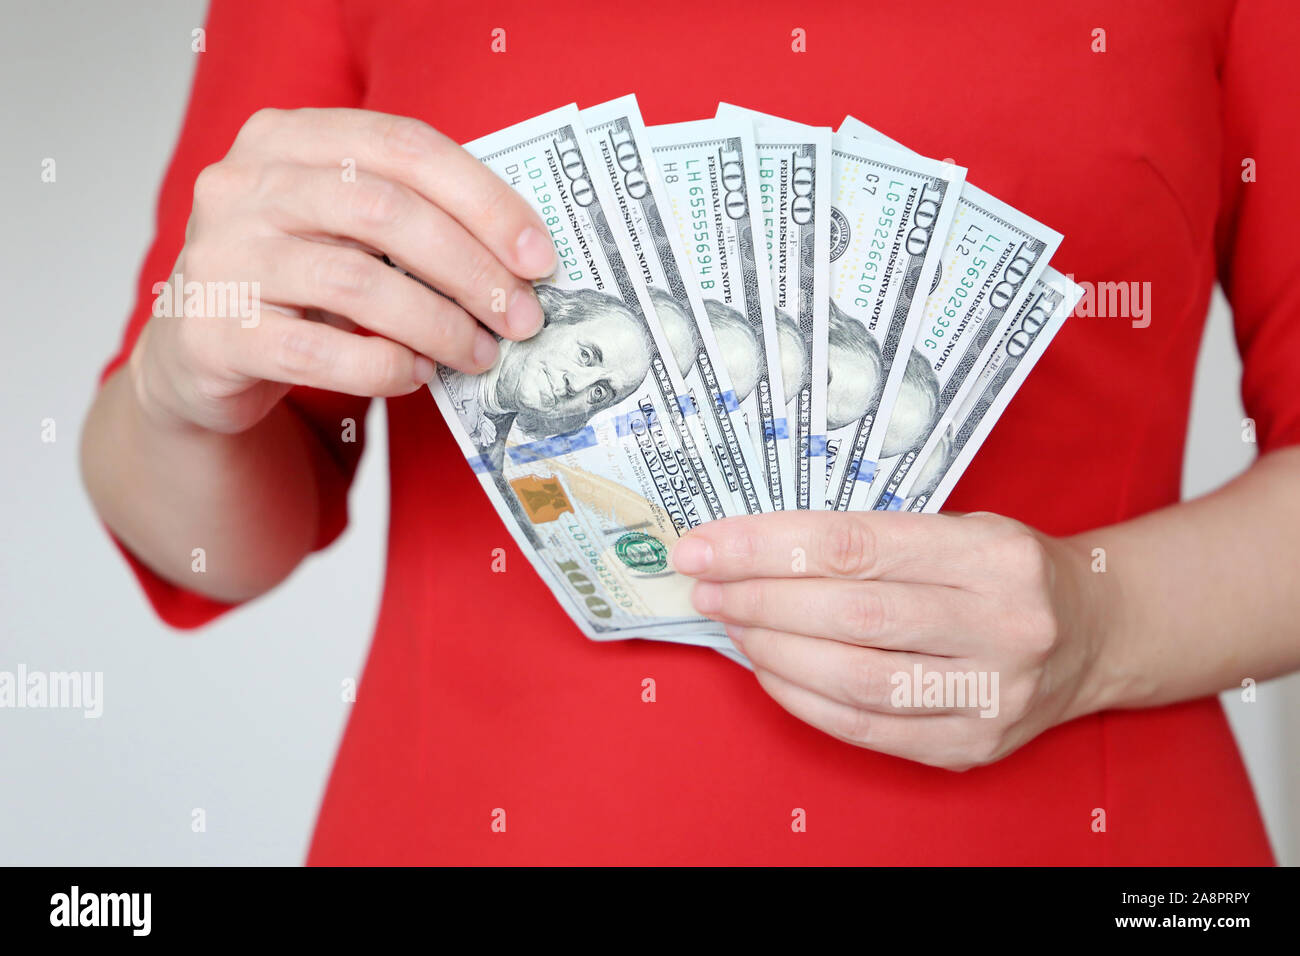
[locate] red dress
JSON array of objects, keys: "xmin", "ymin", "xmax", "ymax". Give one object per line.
[{"xmin": 101, "ymin": 0, "xmax": 1298, "ymax": 864}]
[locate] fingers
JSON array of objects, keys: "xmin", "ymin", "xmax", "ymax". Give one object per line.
[
  {"xmin": 691, "ymin": 578, "xmax": 980, "ymax": 653},
  {"xmin": 261, "ymin": 167, "xmax": 544, "ymax": 340},
  {"xmin": 233, "ymin": 108, "xmax": 558, "ymax": 279},
  {"xmin": 213, "ymin": 310, "xmax": 434, "ymax": 397},
  {"xmin": 671, "ymin": 510, "xmax": 1006, "ymax": 586},
  {"xmin": 731, "ymin": 627, "xmax": 963, "ymax": 713},
  {"xmin": 753, "ymin": 668, "xmax": 979, "ymax": 767},
  {"xmin": 223, "ymin": 236, "xmax": 498, "ymax": 374}
]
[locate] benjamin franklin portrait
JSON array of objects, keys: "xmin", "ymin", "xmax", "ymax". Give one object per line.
[
  {"xmin": 826, "ymin": 297, "xmax": 884, "ymax": 431},
  {"xmin": 442, "ymin": 284, "xmax": 654, "ymax": 468},
  {"xmin": 649, "ymin": 287, "xmax": 699, "ymax": 380},
  {"xmin": 774, "ymin": 308, "xmax": 808, "ymax": 408},
  {"xmin": 825, "ymin": 297, "xmax": 943, "ymax": 458},
  {"xmin": 906, "ymin": 424, "xmax": 955, "ymax": 503},
  {"xmin": 881, "ymin": 348, "xmax": 941, "ymax": 458}
]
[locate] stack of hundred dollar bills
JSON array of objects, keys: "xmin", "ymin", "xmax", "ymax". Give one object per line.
[{"xmin": 427, "ymin": 95, "xmax": 1083, "ymax": 661}]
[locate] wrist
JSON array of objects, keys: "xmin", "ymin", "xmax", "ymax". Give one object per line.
[{"xmin": 1053, "ymin": 532, "xmax": 1126, "ymax": 721}]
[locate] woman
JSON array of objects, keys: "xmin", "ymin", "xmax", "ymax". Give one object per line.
[{"xmin": 81, "ymin": 0, "xmax": 1299, "ymax": 864}]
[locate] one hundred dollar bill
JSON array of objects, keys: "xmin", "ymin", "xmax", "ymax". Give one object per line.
[
  {"xmin": 837, "ymin": 116, "xmax": 1062, "ymax": 511},
  {"xmin": 582, "ymin": 95, "xmax": 771, "ymax": 516},
  {"xmin": 900, "ymin": 269, "xmax": 1082, "ymax": 512},
  {"xmin": 818, "ymin": 132, "xmax": 966, "ymax": 511},
  {"xmin": 646, "ymin": 118, "xmax": 792, "ymax": 511},
  {"xmin": 429, "ymin": 104, "xmax": 728, "ymax": 645},
  {"xmin": 717, "ymin": 104, "xmax": 832, "ymax": 509},
  {"xmin": 717, "ymin": 274, "xmax": 1080, "ymax": 669}
]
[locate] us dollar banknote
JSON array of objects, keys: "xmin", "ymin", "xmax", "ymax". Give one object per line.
[
  {"xmin": 837, "ymin": 116, "xmax": 1062, "ymax": 511},
  {"xmin": 429, "ymin": 104, "xmax": 728, "ymax": 645},
  {"xmin": 817, "ymin": 132, "xmax": 966, "ymax": 511},
  {"xmin": 582, "ymin": 95, "xmax": 771, "ymax": 516},
  {"xmin": 646, "ymin": 118, "xmax": 792, "ymax": 511},
  {"xmin": 717, "ymin": 104, "xmax": 831, "ymax": 509},
  {"xmin": 900, "ymin": 268, "xmax": 1082, "ymax": 512}
]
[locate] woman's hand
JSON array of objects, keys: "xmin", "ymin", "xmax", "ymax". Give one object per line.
[
  {"xmin": 132, "ymin": 107, "xmax": 558, "ymax": 435},
  {"xmin": 671, "ymin": 510, "xmax": 1108, "ymax": 770}
]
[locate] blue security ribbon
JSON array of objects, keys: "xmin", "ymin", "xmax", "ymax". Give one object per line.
[
  {"xmin": 764, "ymin": 417, "xmax": 789, "ymax": 440},
  {"xmin": 613, "ymin": 408, "xmax": 661, "ymax": 436},
  {"xmin": 507, "ymin": 426, "xmax": 599, "ymax": 464}
]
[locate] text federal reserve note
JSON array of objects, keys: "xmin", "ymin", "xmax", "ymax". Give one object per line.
[
  {"xmin": 838, "ymin": 115, "xmax": 1062, "ymax": 511},
  {"xmin": 647, "ymin": 118, "xmax": 792, "ymax": 511},
  {"xmin": 718, "ymin": 104, "xmax": 832, "ymax": 509},
  {"xmin": 583, "ymin": 95, "xmax": 771, "ymax": 515},
  {"xmin": 816, "ymin": 132, "xmax": 965, "ymax": 511}
]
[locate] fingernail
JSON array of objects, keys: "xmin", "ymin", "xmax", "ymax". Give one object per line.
[
  {"xmin": 671, "ymin": 536, "xmax": 714, "ymax": 575},
  {"xmin": 516, "ymin": 226, "xmax": 557, "ymax": 277},
  {"xmin": 725, "ymin": 624, "xmax": 745, "ymax": 647},
  {"xmin": 412, "ymin": 355, "xmax": 435, "ymax": 385},
  {"xmin": 506, "ymin": 288, "xmax": 543, "ymax": 338},
  {"xmin": 473, "ymin": 330, "xmax": 499, "ymax": 370},
  {"xmin": 692, "ymin": 581, "xmax": 721, "ymax": 615}
]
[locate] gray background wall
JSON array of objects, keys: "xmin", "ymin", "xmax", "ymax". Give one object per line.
[{"xmin": 2, "ymin": 0, "xmax": 1296, "ymax": 865}]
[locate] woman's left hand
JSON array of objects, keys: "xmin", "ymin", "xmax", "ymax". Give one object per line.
[{"xmin": 671, "ymin": 510, "xmax": 1108, "ymax": 771}]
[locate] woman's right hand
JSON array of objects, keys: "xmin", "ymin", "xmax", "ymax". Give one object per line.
[{"xmin": 130, "ymin": 107, "xmax": 558, "ymax": 434}]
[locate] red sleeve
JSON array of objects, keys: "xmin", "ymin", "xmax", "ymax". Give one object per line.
[
  {"xmin": 100, "ymin": 0, "xmax": 369, "ymax": 629},
  {"xmin": 1215, "ymin": 0, "xmax": 1300, "ymax": 454}
]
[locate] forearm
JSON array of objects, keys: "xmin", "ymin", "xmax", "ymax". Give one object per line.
[
  {"xmin": 80, "ymin": 358, "xmax": 328, "ymax": 604},
  {"xmin": 1069, "ymin": 446, "xmax": 1300, "ymax": 715}
]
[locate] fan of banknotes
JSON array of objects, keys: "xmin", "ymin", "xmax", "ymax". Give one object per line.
[{"xmin": 425, "ymin": 94, "xmax": 1083, "ymax": 665}]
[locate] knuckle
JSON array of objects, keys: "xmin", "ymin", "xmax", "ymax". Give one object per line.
[
  {"xmin": 237, "ymin": 107, "xmax": 283, "ymax": 145},
  {"xmin": 1000, "ymin": 682, "xmax": 1034, "ymax": 722},
  {"xmin": 1018, "ymin": 603, "xmax": 1059, "ymax": 656},
  {"xmin": 381, "ymin": 115, "xmax": 441, "ymax": 159},
  {"xmin": 476, "ymin": 181, "xmax": 516, "ymax": 228},
  {"xmin": 731, "ymin": 581, "xmax": 766, "ymax": 622},
  {"xmin": 1004, "ymin": 531, "xmax": 1050, "ymax": 581},
  {"xmin": 843, "ymin": 586, "xmax": 887, "ymax": 638},
  {"xmin": 968, "ymin": 732, "xmax": 1005, "ymax": 768},
  {"xmin": 835, "ymin": 706, "xmax": 875, "ymax": 747},
  {"xmin": 192, "ymin": 163, "xmax": 238, "ymax": 212},
  {"xmin": 845, "ymin": 650, "xmax": 887, "ymax": 710},
  {"xmin": 422, "ymin": 301, "xmax": 472, "ymax": 358},
  {"xmin": 361, "ymin": 342, "xmax": 408, "ymax": 390},
  {"xmin": 251, "ymin": 161, "xmax": 294, "ymax": 206},
  {"xmin": 271, "ymin": 324, "xmax": 326, "ymax": 378},
  {"xmin": 940, "ymin": 729, "xmax": 1000, "ymax": 772},
  {"xmin": 351, "ymin": 177, "xmax": 407, "ymax": 227},
  {"xmin": 313, "ymin": 249, "xmax": 373, "ymax": 299},
  {"xmin": 460, "ymin": 250, "xmax": 501, "ymax": 300},
  {"xmin": 186, "ymin": 370, "xmax": 230, "ymax": 411},
  {"xmin": 724, "ymin": 525, "xmax": 760, "ymax": 568},
  {"xmin": 821, "ymin": 518, "xmax": 877, "ymax": 577}
]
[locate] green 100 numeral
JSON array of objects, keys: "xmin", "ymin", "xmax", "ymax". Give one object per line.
[{"xmin": 554, "ymin": 560, "xmax": 613, "ymax": 618}]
